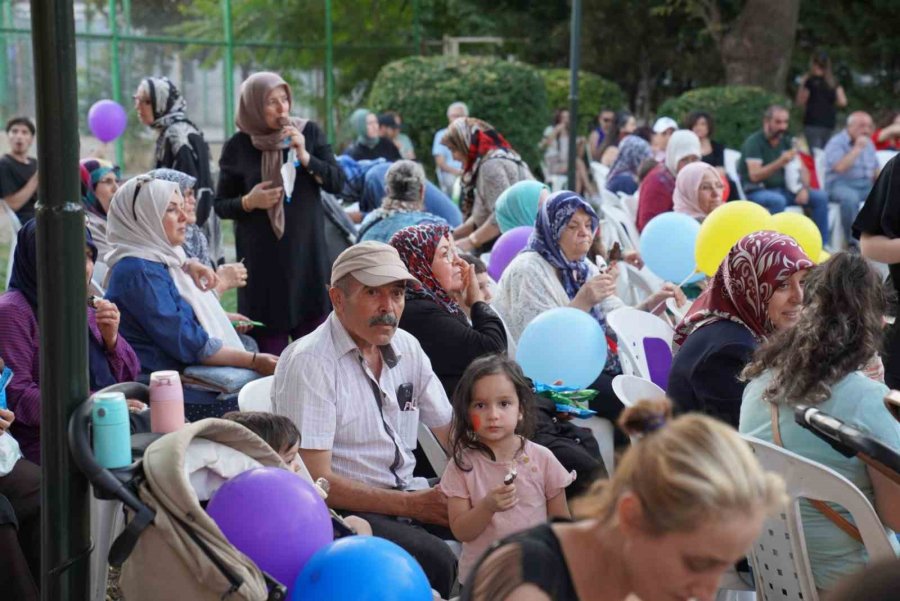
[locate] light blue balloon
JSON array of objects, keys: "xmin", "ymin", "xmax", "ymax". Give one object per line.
[
  {"xmin": 516, "ymin": 307, "xmax": 607, "ymax": 389},
  {"xmin": 292, "ymin": 536, "xmax": 432, "ymax": 601},
  {"xmin": 640, "ymin": 212, "xmax": 702, "ymax": 283}
]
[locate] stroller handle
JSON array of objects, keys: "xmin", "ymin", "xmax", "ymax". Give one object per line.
[{"xmin": 67, "ymin": 388, "xmax": 150, "ymax": 514}]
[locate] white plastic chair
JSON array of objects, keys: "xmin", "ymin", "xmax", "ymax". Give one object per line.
[
  {"xmin": 723, "ymin": 148, "xmax": 746, "ymax": 199},
  {"xmin": 573, "ymin": 416, "xmax": 616, "ymax": 476},
  {"xmin": 589, "ymin": 161, "xmax": 609, "ymax": 192},
  {"xmin": 876, "ymin": 149, "xmax": 897, "ymax": 170},
  {"xmin": 743, "ymin": 436, "xmax": 897, "ymax": 601},
  {"xmin": 2, "ymin": 201, "xmax": 22, "ymax": 287},
  {"xmin": 611, "ymin": 374, "xmax": 664, "ymax": 407},
  {"xmin": 600, "ymin": 199, "xmax": 640, "ymax": 251},
  {"xmin": 417, "ymin": 422, "xmax": 449, "ymax": 477},
  {"xmin": 606, "ymin": 307, "xmax": 674, "ymax": 388},
  {"xmin": 237, "ymin": 375, "xmax": 274, "ymax": 412},
  {"xmin": 622, "ymin": 192, "xmax": 639, "ymax": 225},
  {"xmin": 618, "ymin": 262, "xmax": 664, "ymax": 308}
]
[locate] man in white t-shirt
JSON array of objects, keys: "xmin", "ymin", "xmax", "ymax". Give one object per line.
[
  {"xmin": 273, "ymin": 241, "xmax": 456, "ymax": 597},
  {"xmin": 433, "ymin": 101, "xmax": 469, "ymax": 195}
]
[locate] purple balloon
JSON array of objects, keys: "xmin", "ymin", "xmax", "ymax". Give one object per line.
[
  {"xmin": 207, "ymin": 467, "xmax": 333, "ymax": 588},
  {"xmin": 88, "ymin": 99, "xmax": 127, "ymax": 143},
  {"xmin": 488, "ymin": 225, "xmax": 533, "ymax": 281}
]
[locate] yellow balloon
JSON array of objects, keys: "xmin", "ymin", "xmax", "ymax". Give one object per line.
[
  {"xmin": 767, "ymin": 211, "xmax": 823, "ymax": 262},
  {"xmin": 695, "ymin": 201, "xmax": 772, "ymax": 275},
  {"xmin": 818, "ymin": 249, "xmax": 831, "ymax": 263}
]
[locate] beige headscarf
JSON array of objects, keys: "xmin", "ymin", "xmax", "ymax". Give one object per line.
[
  {"xmin": 673, "ymin": 161, "xmax": 722, "ymax": 220},
  {"xmin": 235, "ymin": 72, "xmax": 308, "ymax": 239},
  {"xmin": 106, "ymin": 175, "xmax": 243, "ymax": 350}
]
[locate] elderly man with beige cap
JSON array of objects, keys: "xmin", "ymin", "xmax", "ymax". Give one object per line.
[{"xmin": 272, "ymin": 240, "xmax": 457, "ymax": 597}]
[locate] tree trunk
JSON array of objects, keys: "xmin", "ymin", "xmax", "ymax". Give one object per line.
[{"xmin": 720, "ymin": 0, "xmax": 801, "ymax": 92}]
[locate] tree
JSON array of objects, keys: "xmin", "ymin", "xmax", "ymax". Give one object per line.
[{"xmin": 663, "ymin": 0, "xmax": 801, "ymax": 92}]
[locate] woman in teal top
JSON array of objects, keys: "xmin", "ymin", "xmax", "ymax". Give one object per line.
[{"xmin": 740, "ymin": 252, "xmax": 900, "ymax": 591}]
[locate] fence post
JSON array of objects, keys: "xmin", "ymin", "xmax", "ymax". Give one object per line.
[
  {"xmin": 221, "ymin": 0, "xmax": 235, "ymax": 138},
  {"xmin": 107, "ymin": 0, "xmax": 124, "ymax": 168},
  {"xmin": 325, "ymin": 0, "xmax": 334, "ymax": 145},
  {"xmin": 30, "ymin": 0, "xmax": 92, "ymax": 599},
  {"xmin": 0, "ymin": 0, "xmax": 7, "ymax": 111},
  {"xmin": 566, "ymin": 0, "xmax": 582, "ymax": 187}
]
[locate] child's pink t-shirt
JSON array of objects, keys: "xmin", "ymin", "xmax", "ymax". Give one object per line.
[{"xmin": 439, "ymin": 438, "xmax": 574, "ymax": 582}]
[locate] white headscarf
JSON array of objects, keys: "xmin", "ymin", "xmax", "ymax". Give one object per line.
[
  {"xmin": 106, "ymin": 175, "xmax": 243, "ymax": 350},
  {"xmin": 664, "ymin": 129, "xmax": 702, "ymax": 175}
]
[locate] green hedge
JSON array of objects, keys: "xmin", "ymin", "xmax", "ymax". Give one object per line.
[
  {"xmin": 540, "ymin": 68, "xmax": 626, "ymax": 134},
  {"xmin": 368, "ymin": 55, "xmax": 548, "ymax": 174},
  {"xmin": 656, "ymin": 86, "xmax": 791, "ymax": 149}
]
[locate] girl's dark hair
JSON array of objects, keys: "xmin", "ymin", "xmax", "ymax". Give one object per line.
[
  {"xmin": 597, "ymin": 110, "xmax": 633, "ymax": 157},
  {"xmin": 684, "ymin": 110, "xmax": 715, "ymax": 139},
  {"xmin": 742, "ymin": 252, "xmax": 885, "ymax": 405},
  {"xmin": 809, "ymin": 50, "xmax": 837, "ymax": 89},
  {"xmin": 222, "ymin": 411, "xmax": 301, "ymax": 454},
  {"xmin": 459, "ymin": 252, "xmax": 487, "ymax": 275},
  {"xmin": 450, "ymin": 354, "xmax": 536, "ymax": 471}
]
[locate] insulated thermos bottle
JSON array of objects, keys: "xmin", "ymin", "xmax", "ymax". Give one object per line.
[
  {"xmin": 92, "ymin": 392, "xmax": 132, "ymax": 469},
  {"xmin": 149, "ymin": 370, "xmax": 185, "ymax": 434}
]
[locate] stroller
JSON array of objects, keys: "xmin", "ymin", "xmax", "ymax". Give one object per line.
[{"xmin": 70, "ymin": 383, "xmax": 323, "ymax": 600}]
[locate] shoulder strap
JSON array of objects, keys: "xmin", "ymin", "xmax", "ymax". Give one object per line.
[{"xmin": 769, "ymin": 403, "xmax": 863, "ymax": 544}]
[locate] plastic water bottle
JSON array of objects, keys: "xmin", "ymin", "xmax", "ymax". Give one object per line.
[
  {"xmin": 149, "ymin": 370, "xmax": 185, "ymax": 434},
  {"xmin": 92, "ymin": 392, "xmax": 132, "ymax": 469}
]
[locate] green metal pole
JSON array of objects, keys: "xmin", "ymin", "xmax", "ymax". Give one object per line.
[
  {"xmin": 29, "ymin": 1, "xmax": 91, "ymax": 600},
  {"xmin": 108, "ymin": 0, "xmax": 124, "ymax": 168},
  {"xmin": 412, "ymin": 0, "xmax": 421, "ymax": 53},
  {"xmin": 566, "ymin": 0, "xmax": 582, "ymax": 187},
  {"xmin": 0, "ymin": 0, "xmax": 8, "ymax": 110},
  {"xmin": 221, "ymin": 0, "xmax": 235, "ymax": 138},
  {"xmin": 325, "ymin": 0, "xmax": 334, "ymax": 144}
]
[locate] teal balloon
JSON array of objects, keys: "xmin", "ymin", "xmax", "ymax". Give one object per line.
[
  {"xmin": 292, "ymin": 537, "xmax": 432, "ymax": 601},
  {"xmin": 516, "ymin": 307, "xmax": 607, "ymax": 389},
  {"xmin": 640, "ymin": 212, "xmax": 701, "ymax": 283}
]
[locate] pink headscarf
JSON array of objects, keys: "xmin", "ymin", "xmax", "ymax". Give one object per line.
[
  {"xmin": 673, "ymin": 162, "xmax": 722, "ymax": 221},
  {"xmin": 673, "ymin": 231, "xmax": 814, "ymax": 346}
]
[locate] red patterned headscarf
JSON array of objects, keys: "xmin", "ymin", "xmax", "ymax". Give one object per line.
[
  {"xmin": 673, "ymin": 231, "xmax": 813, "ymax": 346},
  {"xmin": 389, "ymin": 224, "xmax": 465, "ymax": 317}
]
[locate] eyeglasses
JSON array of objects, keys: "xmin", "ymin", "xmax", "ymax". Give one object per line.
[
  {"xmin": 132, "ymin": 94, "xmax": 150, "ymax": 105},
  {"xmin": 438, "ymin": 247, "xmax": 460, "ymax": 265}
]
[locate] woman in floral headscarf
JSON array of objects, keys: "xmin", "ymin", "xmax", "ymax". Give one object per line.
[
  {"xmin": 214, "ymin": 71, "xmax": 344, "ymax": 354},
  {"xmin": 441, "ymin": 118, "xmax": 534, "ymax": 252},
  {"xmin": 389, "ymin": 223, "xmax": 506, "ymax": 396},
  {"xmin": 667, "ymin": 231, "xmax": 813, "ymax": 426},
  {"xmin": 133, "ymin": 76, "xmax": 223, "ymax": 264}
]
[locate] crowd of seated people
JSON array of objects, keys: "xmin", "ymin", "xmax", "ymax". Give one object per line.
[{"xmin": 4, "ymin": 58, "xmax": 900, "ymax": 600}]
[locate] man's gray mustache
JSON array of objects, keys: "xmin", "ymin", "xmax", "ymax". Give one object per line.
[{"xmin": 369, "ymin": 314, "xmax": 399, "ymax": 327}]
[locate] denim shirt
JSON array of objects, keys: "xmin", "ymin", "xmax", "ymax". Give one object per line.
[{"xmin": 824, "ymin": 129, "xmax": 878, "ymax": 188}]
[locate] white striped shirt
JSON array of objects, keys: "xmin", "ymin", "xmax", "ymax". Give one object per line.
[{"xmin": 272, "ymin": 312, "xmax": 452, "ymax": 491}]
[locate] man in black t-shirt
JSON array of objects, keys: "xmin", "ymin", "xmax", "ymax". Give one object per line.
[{"xmin": 0, "ymin": 117, "xmax": 39, "ymax": 224}]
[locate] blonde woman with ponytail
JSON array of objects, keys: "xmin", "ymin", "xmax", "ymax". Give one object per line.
[{"xmin": 462, "ymin": 398, "xmax": 786, "ymax": 601}]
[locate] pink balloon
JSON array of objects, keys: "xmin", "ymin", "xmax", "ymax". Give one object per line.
[
  {"xmin": 488, "ymin": 226, "xmax": 533, "ymax": 281},
  {"xmin": 88, "ymin": 100, "xmax": 127, "ymax": 143}
]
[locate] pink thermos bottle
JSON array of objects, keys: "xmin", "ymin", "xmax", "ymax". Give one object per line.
[{"xmin": 149, "ymin": 370, "xmax": 185, "ymax": 433}]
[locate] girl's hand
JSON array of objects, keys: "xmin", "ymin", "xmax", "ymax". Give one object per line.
[
  {"xmin": 479, "ymin": 482, "xmax": 518, "ymax": 513},
  {"xmin": 0, "ymin": 408, "xmax": 14, "ymax": 435},
  {"xmin": 94, "ymin": 299, "xmax": 121, "ymax": 350}
]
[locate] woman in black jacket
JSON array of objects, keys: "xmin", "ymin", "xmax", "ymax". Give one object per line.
[
  {"xmin": 389, "ymin": 223, "xmax": 507, "ymax": 397},
  {"xmin": 215, "ymin": 71, "xmax": 344, "ymax": 354}
]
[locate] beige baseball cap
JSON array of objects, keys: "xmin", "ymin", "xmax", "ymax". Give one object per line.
[{"xmin": 330, "ymin": 241, "xmax": 418, "ymax": 287}]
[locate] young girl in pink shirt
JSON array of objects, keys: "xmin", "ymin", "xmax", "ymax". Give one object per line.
[{"xmin": 440, "ymin": 354, "xmax": 573, "ymax": 584}]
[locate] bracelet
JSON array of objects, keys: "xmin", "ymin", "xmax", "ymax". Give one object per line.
[{"xmin": 241, "ymin": 194, "xmax": 251, "ymax": 212}]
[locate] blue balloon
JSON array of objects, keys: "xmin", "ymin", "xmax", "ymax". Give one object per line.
[
  {"xmin": 640, "ymin": 212, "xmax": 702, "ymax": 284},
  {"xmin": 292, "ymin": 536, "xmax": 432, "ymax": 601},
  {"xmin": 516, "ymin": 307, "xmax": 607, "ymax": 389}
]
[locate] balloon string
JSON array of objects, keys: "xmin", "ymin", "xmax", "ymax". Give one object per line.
[{"xmin": 647, "ymin": 270, "xmax": 700, "ymax": 316}]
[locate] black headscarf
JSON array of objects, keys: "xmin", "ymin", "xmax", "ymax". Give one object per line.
[{"xmin": 9, "ymin": 220, "xmax": 98, "ymax": 312}]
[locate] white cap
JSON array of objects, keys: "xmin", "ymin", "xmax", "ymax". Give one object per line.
[{"xmin": 653, "ymin": 117, "xmax": 678, "ymax": 134}]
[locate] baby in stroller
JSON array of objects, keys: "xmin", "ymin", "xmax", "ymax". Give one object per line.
[{"xmin": 222, "ymin": 411, "xmax": 372, "ymax": 536}]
